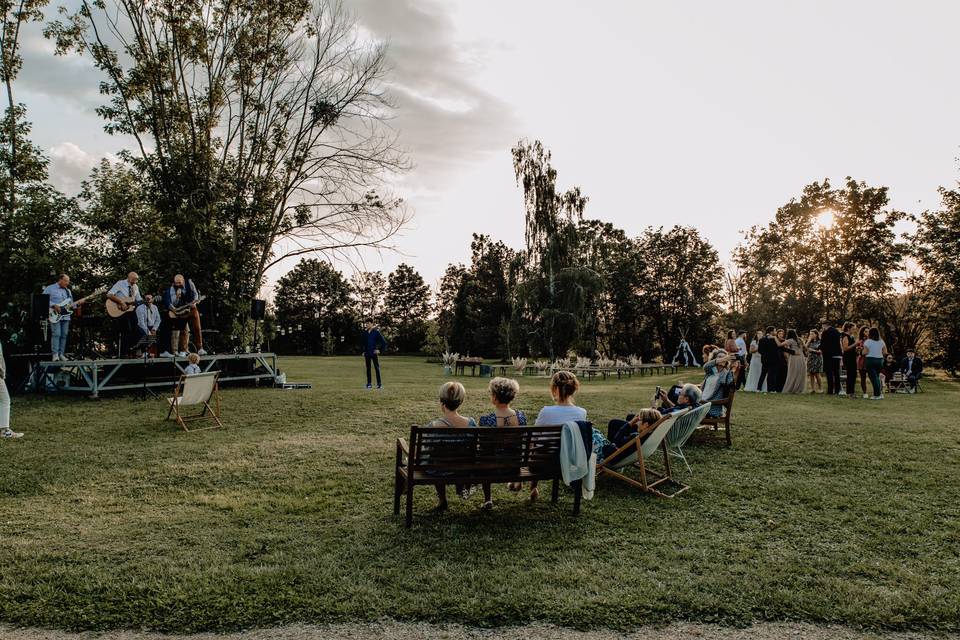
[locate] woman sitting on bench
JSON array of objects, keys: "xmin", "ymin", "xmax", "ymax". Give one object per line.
[
  {"xmin": 479, "ymin": 377, "xmax": 527, "ymax": 427},
  {"xmin": 425, "ymin": 381, "xmax": 476, "ymax": 512}
]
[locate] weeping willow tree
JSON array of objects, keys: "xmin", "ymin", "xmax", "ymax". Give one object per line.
[{"xmin": 511, "ymin": 139, "xmax": 602, "ymax": 358}]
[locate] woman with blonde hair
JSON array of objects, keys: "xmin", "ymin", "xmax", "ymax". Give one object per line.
[
  {"xmin": 425, "ymin": 381, "xmax": 476, "ymax": 511},
  {"xmin": 479, "ymin": 377, "xmax": 527, "ymax": 427}
]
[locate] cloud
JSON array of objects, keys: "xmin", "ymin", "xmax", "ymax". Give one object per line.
[
  {"xmin": 48, "ymin": 142, "xmax": 118, "ymax": 194},
  {"xmin": 350, "ymin": 0, "xmax": 519, "ymax": 185}
]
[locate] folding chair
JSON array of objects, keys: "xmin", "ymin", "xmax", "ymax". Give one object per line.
[
  {"xmin": 664, "ymin": 402, "xmax": 712, "ymax": 472},
  {"xmin": 165, "ymin": 371, "xmax": 223, "ymax": 431},
  {"xmin": 597, "ymin": 409, "xmax": 689, "ymax": 498}
]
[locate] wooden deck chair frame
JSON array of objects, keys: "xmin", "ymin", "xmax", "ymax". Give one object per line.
[
  {"xmin": 166, "ymin": 371, "xmax": 223, "ymax": 432},
  {"xmin": 664, "ymin": 402, "xmax": 712, "ymax": 473},
  {"xmin": 597, "ymin": 409, "xmax": 689, "ymax": 498}
]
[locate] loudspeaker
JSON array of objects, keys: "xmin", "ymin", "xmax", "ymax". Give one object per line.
[
  {"xmin": 250, "ymin": 299, "xmax": 266, "ymax": 320},
  {"xmin": 31, "ymin": 294, "xmax": 50, "ymax": 321}
]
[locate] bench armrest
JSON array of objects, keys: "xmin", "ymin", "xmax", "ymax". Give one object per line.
[{"xmin": 396, "ymin": 438, "xmax": 409, "ymax": 465}]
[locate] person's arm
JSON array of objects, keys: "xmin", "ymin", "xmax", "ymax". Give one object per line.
[
  {"xmin": 377, "ymin": 330, "xmax": 387, "ymax": 353},
  {"xmin": 150, "ymin": 308, "xmax": 161, "ymax": 332},
  {"xmin": 136, "ymin": 307, "xmax": 148, "ymax": 333}
]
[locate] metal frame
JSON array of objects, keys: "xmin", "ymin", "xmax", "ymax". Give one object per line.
[{"xmin": 29, "ymin": 352, "xmax": 278, "ymax": 398}]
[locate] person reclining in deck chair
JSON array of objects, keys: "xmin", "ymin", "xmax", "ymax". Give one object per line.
[
  {"xmin": 593, "ymin": 408, "xmax": 663, "ymax": 463},
  {"xmin": 699, "ymin": 348, "xmax": 736, "ymax": 417},
  {"xmin": 655, "ymin": 382, "xmax": 703, "ymax": 414}
]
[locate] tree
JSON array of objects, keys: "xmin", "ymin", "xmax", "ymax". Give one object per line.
[
  {"xmin": 734, "ymin": 178, "xmax": 904, "ymax": 330},
  {"xmin": 435, "ymin": 263, "xmax": 468, "ymax": 345},
  {"xmin": 350, "ymin": 271, "xmax": 386, "ymax": 322},
  {"xmin": 638, "ymin": 226, "xmax": 723, "ymax": 362},
  {"xmin": 47, "ymin": 0, "xmax": 409, "ymax": 344},
  {"xmin": 910, "ymin": 185, "xmax": 960, "ymax": 372},
  {"xmin": 512, "ymin": 139, "xmax": 601, "ymax": 357},
  {"xmin": 273, "ymin": 258, "xmax": 356, "ymax": 355},
  {"xmin": 382, "ymin": 263, "xmax": 431, "ymax": 352}
]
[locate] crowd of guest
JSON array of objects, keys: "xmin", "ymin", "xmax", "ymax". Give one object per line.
[{"xmin": 737, "ymin": 320, "xmax": 923, "ymax": 399}]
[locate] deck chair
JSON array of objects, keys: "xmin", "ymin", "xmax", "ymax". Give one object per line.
[
  {"xmin": 597, "ymin": 408, "xmax": 689, "ymax": 498},
  {"xmin": 664, "ymin": 402, "xmax": 712, "ymax": 472},
  {"xmin": 165, "ymin": 371, "xmax": 223, "ymax": 432}
]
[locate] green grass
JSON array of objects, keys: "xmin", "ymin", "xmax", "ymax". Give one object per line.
[{"xmin": 1, "ymin": 356, "xmax": 959, "ymax": 632}]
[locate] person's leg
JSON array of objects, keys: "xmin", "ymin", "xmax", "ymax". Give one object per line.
[
  {"xmin": 867, "ymin": 359, "xmax": 882, "ymax": 397},
  {"xmin": 757, "ymin": 364, "xmax": 768, "ymax": 391},
  {"xmin": 372, "ymin": 354, "xmax": 382, "ymax": 387},
  {"xmin": 607, "ymin": 418, "xmax": 629, "ymax": 441},
  {"xmin": 844, "ymin": 359, "xmax": 857, "ymax": 395},
  {"xmin": 189, "ymin": 307, "xmax": 203, "ymax": 349},
  {"xmin": 814, "ymin": 372, "xmax": 822, "ymax": 392},
  {"xmin": 58, "ymin": 319, "xmax": 70, "ymax": 356},
  {"xmin": 0, "ymin": 378, "xmax": 11, "ymax": 430},
  {"xmin": 907, "ymin": 374, "xmax": 918, "ymax": 391},
  {"xmin": 49, "ymin": 321, "xmax": 63, "ymax": 357},
  {"xmin": 434, "ymin": 484, "xmax": 448, "ymax": 509},
  {"xmin": 859, "ymin": 369, "xmax": 867, "ymax": 395},
  {"xmin": 364, "ymin": 354, "xmax": 372, "ymax": 386},
  {"xmin": 178, "ymin": 321, "xmax": 190, "ymax": 353},
  {"xmin": 482, "ymin": 483, "xmax": 492, "ymax": 507},
  {"xmin": 829, "ymin": 358, "xmax": 842, "ymax": 394}
]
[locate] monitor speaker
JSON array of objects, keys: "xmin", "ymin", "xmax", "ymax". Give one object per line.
[{"xmin": 250, "ymin": 299, "xmax": 266, "ymax": 320}]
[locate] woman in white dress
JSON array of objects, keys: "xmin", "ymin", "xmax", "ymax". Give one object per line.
[{"xmin": 744, "ymin": 329, "xmax": 766, "ymax": 392}]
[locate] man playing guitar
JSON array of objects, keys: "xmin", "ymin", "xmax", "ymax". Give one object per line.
[
  {"xmin": 106, "ymin": 272, "xmax": 143, "ymax": 357},
  {"xmin": 41, "ymin": 274, "xmax": 73, "ymax": 361},
  {"xmin": 177, "ymin": 275, "xmax": 207, "ymax": 356},
  {"xmin": 161, "ymin": 274, "xmax": 195, "ymax": 358}
]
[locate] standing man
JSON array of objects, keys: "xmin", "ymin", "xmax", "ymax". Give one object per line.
[
  {"xmin": 734, "ymin": 330, "xmax": 748, "ymax": 389},
  {"xmin": 135, "ymin": 293, "xmax": 162, "ymax": 353},
  {"xmin": 42, "ymin": 274, "xmax": 72, "ymax": 361},
  {"xmin": 161, "ymin": 274, "xmax": 195, "ymax": 358},
  {"xmin": 820, "ymin": 319, "xmax": 843, "ymax": 395},
  {"xmin": 176, "ymin": 275, "xmax": 206, "ymax": 355},
  {"xmin": 107, "ymin": 272, "xmax": 143, "ymax": 357},
  {"xmin": 756, "ymin": 326, "xmax": 781, "ymax": 393},
  {"xmin": 840, "ymin": 322, "xmax": 858, "ymax": 397},
  {"xmin": 900, "ymin": 348, "xmax": 923, "ymax": 394},
  {"xmin": 362, "ymin": 320, "xmax": 387, "ymax": 390}
]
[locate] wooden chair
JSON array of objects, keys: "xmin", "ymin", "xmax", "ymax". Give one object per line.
[
  {"xmin": 697, "ymin": 388, "xmax": 736, "ymax": 446},
  {"xmin": 597, "ymin": 409, "xmax": 689, "ymax": 498},
  {"xmin": 664, "ymin": 402, "xmax": 712, "ymax": 472},
  {"xmin": 165, "ymin": 371, "xmax": 223, "ymax": 432}
]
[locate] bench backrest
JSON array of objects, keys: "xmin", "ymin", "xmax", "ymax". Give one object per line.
[{"xmin": 409, "ymin": 425, "xmax": 564, "ymax": 476}]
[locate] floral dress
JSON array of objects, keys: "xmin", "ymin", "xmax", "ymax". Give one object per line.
[
  {"xmin": 478, "ymin": 410, "xmax": 527, "ymax": 427},
  {"xmin": 807, "ymin": 340, "xmax": 823, "ymax": 374}
]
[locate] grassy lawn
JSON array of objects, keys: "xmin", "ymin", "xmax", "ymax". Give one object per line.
[{"xmin": 1, "ymin": 356, "xmax": 959, "ymax": 633}]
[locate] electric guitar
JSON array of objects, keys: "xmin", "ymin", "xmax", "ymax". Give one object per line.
[
  {"xmin": 105, "ymin": 295, "xmax": 143, "ymax": 318},
  {"xmin": 168, "ymin": 295, "xmax": 206, "ymax": 319},
  {"xmin": 48, "ymin": 287, "xmax": 107, "ymax": 324}
]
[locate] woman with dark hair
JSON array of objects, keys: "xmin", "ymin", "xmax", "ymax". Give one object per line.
[
  {"xmin": 782, "ymin": 329, "xmax": 807, "ymax": 394},
  {"xmin": 862, "ymin": 327, "xmax": 888, "ymax": 399},
  {"xmin": 841, "ymin": 322, "xmax": 858, "ymax": 396}
]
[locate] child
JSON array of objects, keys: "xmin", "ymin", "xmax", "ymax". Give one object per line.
[{"xmin": 184, "ymin": 352, "xmax": 202, "ymax": 375}]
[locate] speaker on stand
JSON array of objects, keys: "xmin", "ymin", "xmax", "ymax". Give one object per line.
[{"xmin": 250, "ymin": 299, "xmax": 266, "ymax": 353}]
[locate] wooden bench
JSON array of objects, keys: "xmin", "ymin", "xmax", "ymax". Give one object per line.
[
  {"xmin": 394, "ymin": 425, "xmax": 584, "ymax": 528},
  {"xmin": 695, "ymin": 388, "xmax": 735, "ymax": 446}
]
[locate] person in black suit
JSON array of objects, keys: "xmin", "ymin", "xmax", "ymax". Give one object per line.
[
  {"xmin": 900, "ymin": 348, "xmax": 923, "ymax": 393},
  {"xmin": 820, "ymin": 319, "xmax": 843, "ymax": 395},
  {"xmin": 756, "ymin": 325, "xmax": 782, "ymax": 393},
  {"xmin": 840, "ymin": 322, "xmax": 859, "ymax": 396}
]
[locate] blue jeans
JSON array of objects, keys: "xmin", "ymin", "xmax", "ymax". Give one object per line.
[
  {"xmin": 50, "ymin": 319, "xmax": 70, "ymax": 356},
  {"xmin": 866, "ymin": 357, "xmax": 883, "ymax": 397}
]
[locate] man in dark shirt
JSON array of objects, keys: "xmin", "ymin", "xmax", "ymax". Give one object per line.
[
  {"xmin": 820, "ymin": 319, "xmax": 843, "ymax": 395},
  {"xmin": 362, "ymin": 320, "xmax": 388, "ymax": 389},
  {"xmin": 756, "ymin": 326, "xmax": 780, "ymax": 393},
  {"xmin": 900, "ymin": 348, "xmax": 924, "ymax": 393}
]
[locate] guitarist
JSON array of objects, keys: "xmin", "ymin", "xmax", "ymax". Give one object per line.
[
  {"xmin": 41, "ymin": 274, "xmax": 73, "ymax": 361},
  {"xmin": 161, "ymin": 274, "xmax": 195, "ymax": 358},
  {"xmin": 107, "ymin": 272, "xmax": 143, "ymax": 357},
  {"xmin": 176, "ymin": 275, "xmax": 206, "ymax": 356}
]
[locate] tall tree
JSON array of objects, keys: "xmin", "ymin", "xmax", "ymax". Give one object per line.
[
  {"xmin": 350, "ymin": 271, "xmax": 386, "ymax": 321},
  {"xmin": 382, "ymin": 263, "xmax": 431, "ymax": 352},
  {"xmin": 512, "ymin": 139, "xmax": 600, "ymax": 357},
  {"xmin": 274, "ymin": 258, "xmax": 355, "ymax": 355},
  {"xmin": 47, "ymin": 0, "xmax": 409, "ymax": 343}
]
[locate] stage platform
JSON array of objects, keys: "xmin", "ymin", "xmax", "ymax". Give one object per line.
[{"xmin": 25, "ymin": 352, "xmax": 279, "ymax": 398}]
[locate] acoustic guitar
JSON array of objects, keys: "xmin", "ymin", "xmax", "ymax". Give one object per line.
[{"xmin": 105, "ymin": 296, "xmax": 142, "ymax": 318}]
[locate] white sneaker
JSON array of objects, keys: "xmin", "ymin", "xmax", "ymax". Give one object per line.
[
  {"xmin": 51, "ymin": 353, "xmax": 60, "ymax": 362},
  {"xmin": 909, "ymin": 388, "xmax": 916, "ymax": 394},
  {"xmin": 197, "ymin": 348, "xmax": 207, "ymax": 356},
  {"xmin": 159, "ymin": 351, "xmax": 173, "ymax": 358},
  {"xmin": 838, "ymin": 391, "xmax": 847, "ymax": 397},
  {"xmin": 1, "ymin": 428, "xmax": 24, "ymax": 439},
  {"xmin": 177, "ymin": 351, "xmax": 188, "ymax": 357},
  {"xmin": 862, "ymin": 394, "xmax": 869, "ymax": 399}
]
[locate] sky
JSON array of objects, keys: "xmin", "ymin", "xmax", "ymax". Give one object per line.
[{"xmin": 20, "ymin": 0, "xmax": 960, "ymax": 291}]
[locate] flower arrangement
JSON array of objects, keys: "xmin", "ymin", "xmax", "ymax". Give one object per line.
[
  {"xmin": 533, "ymin": 359, "xmax": 551, "ymax": 374},
  {"xmin": 512, "ymin": 356, "xmax": 528, "ymax": 375},
  {"xmin": 441, "ymin": 351, "xmax": 459, "ymax": 367}
]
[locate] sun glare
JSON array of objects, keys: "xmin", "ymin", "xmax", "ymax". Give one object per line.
[{"xmin": 816, "ymin": 209, "xmax": 835, "ymax": 229}]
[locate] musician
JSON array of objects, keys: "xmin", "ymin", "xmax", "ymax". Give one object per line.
[
  {"xmin": 107, "ymin": 272, "xmax": 142, "ymax": 357},
  {"xmin": 177, "ymin": 275, "xmax": 206, "ymax": 356},
  {"xmin": 161, "ymin": 274, "xmax": 195, "ymax": 358},
  {"xmin": 135, "ymin": 294, "xmax": 161, "ymax": 354},
  {"xmin": 41, "ymin": 274, "xmax": 73, "ymax": 361}
]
